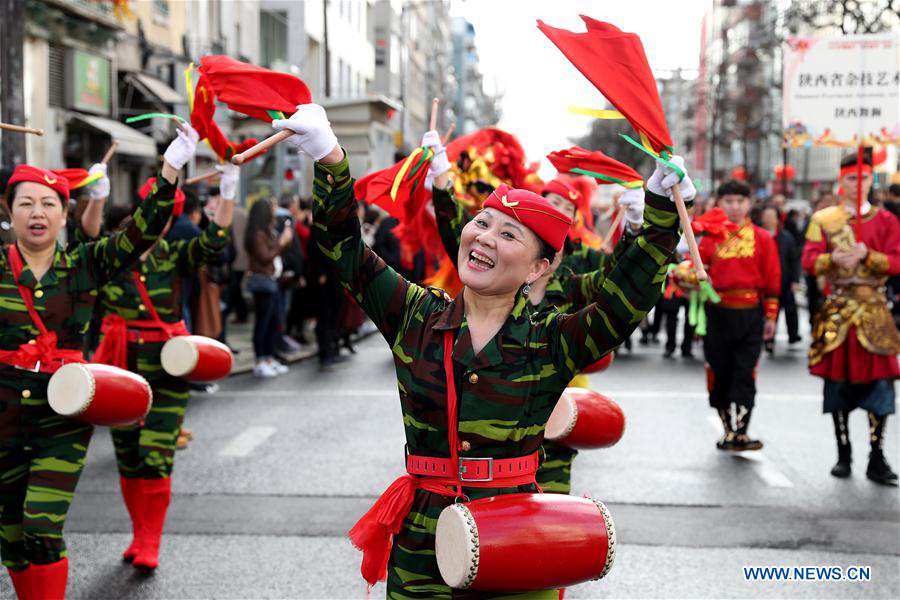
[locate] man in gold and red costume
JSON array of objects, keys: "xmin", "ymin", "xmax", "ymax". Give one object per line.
[{"xmin": 802, "ymin": 151, "xmax": 900, "ymax": 486}]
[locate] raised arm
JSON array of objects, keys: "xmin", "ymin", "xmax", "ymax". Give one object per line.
[
  {"xmin": 173, "ymin": 163, "xmax": 238, "ymax": 274},
  {"xmin": 545, "ymin": 159, "xmax": 693, "ymax": 379},
  {"xmin": 81, "ymin": 127, "xmax": 198, "ymax": 284},
  {"xmin": 432, "ymin": 184, "xmax": 470, "ymax": 263},
  {"xmin": 274, "ymin": 104, "xmax": 427, "ymax": 342},
  {"xmin": 80, "ymin": 163, "xmax": 110, "ymax": 238}
]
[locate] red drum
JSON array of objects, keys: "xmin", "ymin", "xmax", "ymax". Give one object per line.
[
  {"xmin": 47, "ymin": 363, "xmax": 152, "ymax": 426},
  {"xmin": 436, "ymin": 493, "xmax": 616, "ymax": 591},
  {"xmin": 161, "ymin": 335, "xmax": 233, "ymax": 381},
  {"xmin": 582, "ymin": 352, "xmax": 614, "ymax": 374},
  {"xmin": 544, "ymin": 388, "xmax": 625, "ymax": 449}
]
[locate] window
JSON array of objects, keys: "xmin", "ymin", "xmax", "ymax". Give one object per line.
[
  {"xmin": 153, "ymin": 0, "xmax": 169, "ymax": 24},
  {"xmin": 260, "ymin": 10, "xmax": 288, "ymax": 67}
]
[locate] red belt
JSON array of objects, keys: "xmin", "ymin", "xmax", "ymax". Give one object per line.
[
  {"xmin": 717, "ymin": 288, "xmax": 760, "ymax": 309},
  {"xmin": 93, "ymin": 314, "xmax": 189, "ymax": 370},
  {"xmin": 0, "ymin": 331, "xmax": 85, "ymax": 374},
  {"xmin": 349, "ymin": 450, "xmax": 539, "ymax": 587}
]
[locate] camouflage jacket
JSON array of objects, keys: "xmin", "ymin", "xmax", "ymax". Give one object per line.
[
  {"xmin": 313, "ymin": 153, "xmax": 680, "ymax": 462},
  {"xmin": 0, "ymin": 174, "xmax": 176, "ymax": 368},
  {"xmin": 96, "ymin": 221, "xmax": 230, "ymax": 375}
]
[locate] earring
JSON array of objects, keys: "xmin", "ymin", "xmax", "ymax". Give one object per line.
[{"xmin": 522, "ymin": 282, "xmax": 531, "ymax": 296}]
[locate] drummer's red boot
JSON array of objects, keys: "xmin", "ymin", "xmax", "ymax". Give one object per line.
[
  {"xmin": 7, "ymin": 566, "xmax": 32, "ymax": 600},
  {"xmin": 119, "ymin": 476, "xmax": 145, "ymax": 561},
  {"xmin": 132, "ymin": 477, "xmax": 171, "ymax": 572},
  {"xmin": 28, "ymin": 558, "xmax": 68, "ymax": 600}
]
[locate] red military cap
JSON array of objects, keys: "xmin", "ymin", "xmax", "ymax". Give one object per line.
[
  {"xmin": 541, "ymin": 176, "xmax": 582, "ymax": 206},
  {"xmin": 483, "ymin": 184, "xmax": 572, "ymax": 251},
  {"xmin": 4, "ymin": 165, "xmax": 71, "ymax": 206},
  {"xmin": 138, "ymin": 177, "xmax": 185, "ymax": 217}
]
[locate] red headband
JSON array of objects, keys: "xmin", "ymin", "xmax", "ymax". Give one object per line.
[
  {"xmin": 5, "ymin": 165, "xmax": 71, "ymax": 205},
  {"xmin": 483, "ymin": 184, "xmax": 572, "ymax": 251},
  {"xmin": 138, "ymin": 177, "xmax": 185, "ymax": 217},
  {"xmin": 839, "ymin": 163, "xmax": 873, "ymax": 179}
]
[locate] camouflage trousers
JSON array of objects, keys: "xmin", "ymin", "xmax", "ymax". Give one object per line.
[
  {"xmin": 0, "ymin": 369, "xmax": 93, "ymax": 568},
  {"xmin": 385, "ymin": 485, "xmax": 558, "ymax": 599},
  {"xmin": 534, "ymin": 373, "xmax": 590, "ymax": 495},
  {"xmin": 111, "ymin": 373, "xmax": 189, "ymax": 479}
]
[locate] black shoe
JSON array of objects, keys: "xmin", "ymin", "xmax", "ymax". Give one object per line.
[
  {"xmin": 663, "ymin": 348, "xmax": 675, "ymax": 359},
  {"xmin": 866, "ymin": 449, "xmax": 899, "ymax": 487},
  {"xmin": 830, "ymin": 445, "xmax": 852, "ymax": 478},
  {"xmin": 681, "ymin": 349, "xmax": 695, "ymax": 360},
  {"xmin": 639, "ymin": 334, "xmax": 650, "ymax": 346},
  {"xmin": 730, "ymin": 434, "xmax": 763, "ymax": 451},
  {"xmin": 716, "ymin": 432, "xmax": 736, "ymax": 451}
]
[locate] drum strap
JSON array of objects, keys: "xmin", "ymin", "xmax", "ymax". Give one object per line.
[
  {"xmin": 0, "ymin": 244, "xmax": 85, "ymax": 373},
  {"xmin": 132, "ymin": 270, "xmax": 166, "ymax": 325}
]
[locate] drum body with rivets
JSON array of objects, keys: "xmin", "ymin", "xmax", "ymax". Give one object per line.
[
  {"xmin": 435, "ymin": 492, "xmax": 615, "ymax": 591},
  {"xmin": 545, "ymin": 388, "xmax": 625, "ymax": 449},
  {"xmin": 47, "ymin": 363, "xmax": 152, "ymax": 426},
  {"xmin": 160, "ymin": 335, "xmax": 233, "ymax": 381}
]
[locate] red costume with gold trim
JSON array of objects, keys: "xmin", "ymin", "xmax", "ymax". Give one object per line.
[
  {"xmin": 801, "ymin": 205, "xmax": 900, "ymax": 383},
  {"xmin": 699, "ymin": 220, "xmax": 782, "ymax": 320}
]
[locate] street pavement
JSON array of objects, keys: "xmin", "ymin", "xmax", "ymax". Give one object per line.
[{"xmin": 1, "ymin": 319, "xmax": 897, "ymax": 599}]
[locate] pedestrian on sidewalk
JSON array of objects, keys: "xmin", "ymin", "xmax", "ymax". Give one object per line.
[
  {"xmin": 245, "ymin": 198, "xmax": 293, "ymax": 377},
  {"xmin": 802, "ymin": 151, "xmax": 900, "ymax": 486},
  {"xmin": 761, "ymin": 204, "xmax": 802, "ymax": 352},
  {"xmin": 699, "ymin": 180, "xmax": 781, "ymax": 452}
]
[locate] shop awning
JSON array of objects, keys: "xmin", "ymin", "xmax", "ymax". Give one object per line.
[
  {"xmin": 125, "ymin": 72, "xmax": 184, "ymax": 106},
  {"xmin": 71, "ymin": 114, "xmax": 158, "ymax": 158}
]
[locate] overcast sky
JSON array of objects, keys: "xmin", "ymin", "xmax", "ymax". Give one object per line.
[{"xmin": 449, "ymin": 0, "xmax": 710, "ymax": 174}]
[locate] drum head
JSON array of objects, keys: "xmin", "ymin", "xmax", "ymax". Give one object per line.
[
  {"xmin": 544, "ymin": 390, "xmax": 578, "ymax": 441},
  {"xmin": 47, "ymin": 363, "xmax": 93, "ymax": 416},
  {"xmin": 435, "ymin": 504, "xmax": 479, "ymax": 589},
  {"xmin": 160, "ymin": 336, "xmax": 199, "ymax": 377}
]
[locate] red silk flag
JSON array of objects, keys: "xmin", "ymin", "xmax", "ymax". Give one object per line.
[
  {"xmin": 547, "ymin": 147, "xmax": 643, "ymax": 189},
  {"xmin": 537, "ymin": 16, "xmax": 673, "ymax": 155},
  {"xmin": 190, "ymin": 73, "xmax": 260, "ymax": 161},
  {"xmin": 197, "ymin": 55, "xmax": 312, "ymax": 122},
  {"xmin": 354, "ymin": 147, "xmax": 434, "ymax": 220}
]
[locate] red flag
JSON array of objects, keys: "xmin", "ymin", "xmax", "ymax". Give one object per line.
[
  {"xmin": 537, "ymin": 16, "xmax": 673, "ymax": 154},
  {"xmin": 354, "ymin": 148, "xmax": 434, "ymax": 220},
  {"xmin": 190, "ymin": 73, "xmax": 260, "ymax": 161},
  {"xmin": 198, "ymin": 55, "xmax": 312, "ymax": 122},
  {"xmin": 547, "ymin": 147, "xmax": 643, "ymax": 188}
]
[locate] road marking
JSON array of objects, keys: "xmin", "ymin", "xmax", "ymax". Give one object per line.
[
  {"xmin": 705, "ymin": 415, "xmax": 794, "ymax": 489},
  {"xmin": 219, "ymin": 426, "xmax": 277, "ymax": 457}
]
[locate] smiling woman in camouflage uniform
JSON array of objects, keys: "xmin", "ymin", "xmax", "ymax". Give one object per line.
[
  {"xmin": 273, "ymin": 104, "xmax": 693, "ymax": 598},
  {"xmin": 427, "ymin": 140, "xmax": 648, "ymax": 496},
  {"xmin": 0, "ymin": 125, "xmax": 198, "ymax": 600},
  {"xmin": 80, "ymin": 164, "xmax": 238, "ymax": 573}
]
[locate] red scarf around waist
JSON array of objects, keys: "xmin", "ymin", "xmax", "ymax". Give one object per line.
[
  {"xmin": 0, "ymin": 245, "xmax": 85, "ymax": 373},
  {"xmin": 92, "ymin": 270, "xmax": 188, "ymax": 369},
  {"xmin": 347, "ymin": 330, "xmax": 540, "ymax": 587}
]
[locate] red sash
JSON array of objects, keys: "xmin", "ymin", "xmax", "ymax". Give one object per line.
[
  {"xmin": 93, "ymin": 270, "xmax": 188, "ymax": 369},
  {"xmin": 0, "ymin": 245, "xmax": 85, "ymax": 373},
  {"xmin": 347, "ymin": 331, "xmax": 539, "ymax": 587}
]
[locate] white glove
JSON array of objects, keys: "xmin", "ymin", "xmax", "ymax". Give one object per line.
[
  {"xmin": 646, "ymin": 155, "xmax": 696, "ymax": 202},
  {"xmin": 163, "ymin": 124, "xmax": 200, "ymax": 170},
  {"xmin": 271, "ymin": 104, "xmax": 339, "ymax": 161},
  {"xmin": 618, "ymin": 188, "xmax": 645, "ymax": 230},
  {"xmin": 216, "ymin": 163, "xmax": 240, "ymax": 201},
  {"xmin": 421, "ymin": 130, "xmax": 451, "ymax": 178},
  {"xmin": 87, "ymin": 163, "xmax": 110, "ymax": 200}
]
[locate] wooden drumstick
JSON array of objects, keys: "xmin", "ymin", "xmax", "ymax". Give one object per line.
[
  {"xmin": 441, "ymin": 122, "xmax": 456, "ymax": 145},
  {"xmin": 672, "ymin": 185, "xmax": 707, "ymax": 281},
  {"xmin": 185, "ymin": 170, "xmax": 220, "ymax": 185},
  {"xmin": 0, "ymin": 122, "xmax": 44, "ymax": 136},
  {"xmin": 429, "ymin": 98, "xmax": 439, "ymax": 131},
  {"xmin": 601, "ymin": 209, "xmax": 624, "ymax": 252},
  {"xmin": 100, "ymin": 141, "xmax": 118, "ymax": 165},
  {"xmin": 231, "ymin": 130, "xmax": 293, "ymax": 165}
]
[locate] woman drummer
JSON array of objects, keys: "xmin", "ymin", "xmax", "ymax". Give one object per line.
[
  {"xmin": 0, "ymin": 125, "xmax": 199, "ymax": 599},
  {"xmin": 273, "ymin": 104, "xmax": 694, "ymax": 597},
  {"xmin": 81, "ymin": 164, "xmax": 238, "ymax": 573},
  {"xmin": 424, "ymin": 128, "xmax": 649, "ymax": 496}
]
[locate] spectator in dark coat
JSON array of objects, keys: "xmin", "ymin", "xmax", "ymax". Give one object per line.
[{"xmin": 762, "ymin": 205, "xmax": 801, "ymax": 351}]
